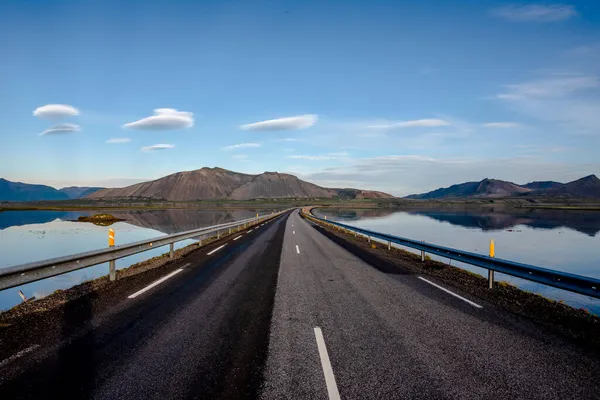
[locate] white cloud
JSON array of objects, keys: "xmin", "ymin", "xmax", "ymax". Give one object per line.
[
  {"xmin": 123, "ymin": 108, "xmax": 194, "ymax": 130},
  {"xmin": 495, "ymin": 73, "xmax": 600, "ymax": 134},
  {"xmin": 368, "ymin": 119, "xmax": 450, "ymax": 129},
  {"xmin": 287, "ymin": 155, "xmax": 339, "ymax": 161},
  {"xmin": 497, "ymin": 75, "xmax": 599, "ymax": 100},
  {"xmin": 141, "ymin": 143, "xmax": 175, "ymax": 152},
  {"xmin": 491, "ymin": 4, "xmax": 577, "ymax": 22},
  {"xmin": 33, "ymin": 104, "xmax": 80, "ymax": 120},
  {"xmin": 106, "ymin": 138, "xmax": 131, "ymax": 144},
  {"xmin": 482, "ymin": 122, "xmax": 521, "ymax": 128},
  {"xmin": 240, "ymin": 114, "xmax": 318, "ymax": 131},
  {"xmin": 222, "ymin": 142, "xmax": 261, "ymax": 150},
  {"xmin": 39, "ymin": 123, "xmax": 80, "ymax": 136}
]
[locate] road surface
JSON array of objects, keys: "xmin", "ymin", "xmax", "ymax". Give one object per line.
[{"xmin": 1, "ymin": 209, "xmax": 599, "ymax": 399}]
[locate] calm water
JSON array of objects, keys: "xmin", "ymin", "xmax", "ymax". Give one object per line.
[
  {"xmin": 314, "ymin": 207, "xmax": 600, "ymax": 313},
  {"xmin": 0, "ymin": 209, "xmax": 274, "ymax": 310}
]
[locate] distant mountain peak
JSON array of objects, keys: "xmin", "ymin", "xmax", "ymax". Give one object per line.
[{"xmin": 406, "ymin": 174, "xmax": 600, "ymax": 199}]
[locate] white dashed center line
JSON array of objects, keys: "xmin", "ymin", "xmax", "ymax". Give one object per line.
[
  {"xmin": 207, "ymin": 244, "xmax": 226, "ymax": 256},
  {"xmin": 296, "ymin": 245, "xmax": 300, "ymax": 254},
  {"xmin": 314, "ymin": 327, "xmax": 341, "ymax": 400},
  {"xmin": 293, "ymin": 230, "xmax": 295, "ymax": 235},
  {"xmin": 233, "ymin": 235, "xmax": 242, "ymax": 241},
  {"xmin": 418, "ymin": 277, "xmax": 483, "ymax": 308},
  {"xmin": 248, "ymin": 229, "xmax": 253, "ymax": 233},
  {"xmin": 128, "ymin": 269, "xmax": 184, "ymax": 299}
]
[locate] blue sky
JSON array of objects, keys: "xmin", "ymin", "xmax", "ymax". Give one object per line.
[{"xmin": 1, "ymin": 0, "xmax": 599, "ymax": 195}]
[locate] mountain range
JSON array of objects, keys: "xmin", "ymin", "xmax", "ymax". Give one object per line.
[
  {"xmin": 406, "ymin": 175, "xmax": 600, "ymax": 199},
  {"xmin": 87, "ymin": 167, "xmax": 393, "ymax": 201},
  {"xmin": 0, "ymin": 179, "xmax": 105, "ymax": 201},
  {"xmin": 1, "ymin": 168, "xmax": 393, "ymax": 202}
]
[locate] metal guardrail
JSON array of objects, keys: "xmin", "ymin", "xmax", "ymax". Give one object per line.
[
  {"xmin": 0, "ymin": 210, "xmax": 289, "ymax": 291},
  {"xmin": 302, "ymin": 211, "xmax": 600, "ymax": 299}
]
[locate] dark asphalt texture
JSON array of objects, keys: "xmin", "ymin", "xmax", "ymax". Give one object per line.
[
  {"xmin": 260, "ymin": 210, "xmax": 600, "ymax": 400},
  {"xmin": 2, "ymin": 209, "xmax": 600, "ymax": 399},
  {"xmin": 0, "ymin": 213, "xmax": 288, "ymax": 399}
]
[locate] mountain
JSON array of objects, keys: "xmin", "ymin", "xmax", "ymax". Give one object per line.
[
  {"xmin": 522, "ymin": 181, "xmax": 563, "ymax": 190},
  {"xmin": 406, "ymin": 175, "xmax": 600, "ymax": 199},
  {"xmin": 86, "ymin": 167, "xmax": 393, "ymax": 201},
  {"xmin": 406, "ymin": 179, "xmax": 528, "ymax": 199},
  {"xmin": 527, "ymin": 175, "xmax": 600, "ymax": 198},
  {"xmin": 332, "ymin": 188, "xmax": 395, "ymax": 200},
  {"xmin": 0, "ymin": 178, "xmax": 69, "ymax": 201},
  {"xmin": 59, "ymin": 186, "xmax": 104, "ymax": 199}
]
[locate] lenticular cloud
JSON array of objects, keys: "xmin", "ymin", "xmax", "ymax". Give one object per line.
[{"xmin": 123, "ymin": 108, "xmax": 194, "ymax": 130}]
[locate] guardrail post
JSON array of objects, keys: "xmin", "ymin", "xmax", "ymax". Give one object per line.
[
  {"xmin": 217, "ymin": 230, "xmax": 220, "ymax": 239},
  {"xmin": 488, "ymin": 240, "xmax": 495, "ymax": 289},
  {"xmin": 108, "ymin": 228, "xmax": 116, "ymax": 281},
  {"xmin": 368, "ymin": 235, "xmax": 371, "ymax": 243},
  {"xmin": 229, "ymin": 227, "xmax": 232, "ymax": 235},
  {"xmin": 388, "ymin": 241, "xmax": 391, "ymax": 250},
  {"xmin": 169, "ymin": 243, "xmax": 174, "ymax": 259},
  {"xmin": 421, "ymin": 250, "xmax": 425, "ymax": 262},
  {"xmin": 198, "ymin": 237, "xmax": 202, "ymax": 247}
]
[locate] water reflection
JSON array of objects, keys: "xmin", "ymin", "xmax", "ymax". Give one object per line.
[{"xmin": 316, "ymin": 208, "xmax": 600, "ymax": 236}]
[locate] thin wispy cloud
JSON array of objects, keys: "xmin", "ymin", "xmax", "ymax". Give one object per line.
[
  {"xmin": 368, "ymin": 119, "xmax": 450, "ymax": 129},
  {"xmin": 141, "ymin": 143, "xmax": 175, "ymax": 152},
  {"xmin": 124, "ymin": 108, "xmax": 194, "ymax": 130},
  {"xmin": 39, "ymin": 123, "xmax": 80, "ymax": 136},
  {"xmin": 287, "ymin": 151, "xmax": 349, "ymax": 161},
  {"xmin": 482, "ymin": 122, "xmax": 521, "ymax": 128},
  {"xmin": 106, "ymin": 138, "xmax": 131, "ymax": 144},
  {"xmin": 496, "ymin": 74, "xmax": 599, "ymax": 100},
  {"xmin": 495, "ymin": 73, "xmax": 600, "ymax": 134},
  {"xmin": 222, "ymin": 142, "xmax": 261, "ymax": 150},
  {"xmin": 33, "ymin": 104, "xmax": 79, "ymax": 119},
  {"xmin": 240, "ymin": 114, "xmax": 318, "ymax": 131},
  {"xmin": 305, "ymin": 155, "xmax": 598, "ymax": 196},
  {"xmin": 491, "ymin": 4, "xmax": 577, "ymax": 22}
]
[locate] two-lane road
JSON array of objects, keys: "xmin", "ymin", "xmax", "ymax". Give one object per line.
[
  {"xmin": 261, "ymin": 210, "xmax": 600, "ymax": 400},
  {"xmin": 2, "ymin": 209, "xmax": 600, "ymax": 399}
]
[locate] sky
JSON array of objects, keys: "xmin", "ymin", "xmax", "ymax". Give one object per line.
[{"xmin": 1, "ymin": 0, "xmax": 600, "ymax": 196}]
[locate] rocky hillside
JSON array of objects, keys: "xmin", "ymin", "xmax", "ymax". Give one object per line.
[{"xmin": 86, "ymin": 167, "xmax": 393, "ymax": 201}]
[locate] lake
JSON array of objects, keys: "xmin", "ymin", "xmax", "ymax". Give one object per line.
[
  {"xmin": 313, "ymin": 207, "xmax": 600, "ymax": 314},
  {"xmin": 0, "ymin": 209, "xmax": 275, "ymax": 310}
]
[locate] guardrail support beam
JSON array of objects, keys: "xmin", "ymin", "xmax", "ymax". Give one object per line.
[
  {"xmin": 169, "ymin": 243, "xmax": 174, "ymax": 259},
  {"xmin": 488, "ymin": 270, "xmax": 494, "ymax": 289},
  {"xmin": 109, "ymin": 260, "xmax": 116, "ymax": 281}
]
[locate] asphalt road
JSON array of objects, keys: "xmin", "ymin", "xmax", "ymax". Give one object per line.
[
  {"xmin": 0, "ymin": 213, "xmax": 288, "ymax": 400},
  {"xmin": 2, "ymin": 209, "xmax": 600, "ymax": 399},
  {"xmin": 260, "ymin": 210, "xmax": 600, "ymax": 400}
]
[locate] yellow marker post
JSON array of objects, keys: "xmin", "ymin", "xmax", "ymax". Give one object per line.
[
  {"xmin": 488, "ymin": 240, "xmax": 495, "ymax": 289},
  {"xmin": 108, "ymin": 229, "xmax": 116, "ymax": 281},
  {"xmin": 108, "ymin": 228, "xmax": 115, "ymax": 247}
]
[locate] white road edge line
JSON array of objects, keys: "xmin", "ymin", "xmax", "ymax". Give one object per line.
[
  {"xmin": 207, "ymin": 244, "xmax": 226, "ymax": 255},
  {"xmin": 314, "ymin": 327, "xmax": 341, "ymax": 400},
  {"xmin": 233, "ymin": 235, "xmax": 242, "ymax": 241},
  {"xmin": 128, "ymin": 269, "xmax": 184, "ymax": 299},
  {"xmin": 0, "ymin": 344, "xmax": 40, "ymax": 368},
  {"xmin": 182, "ymin": 263, "xmax": 191, "ymax": 268},
  {"xmin": 296, "ymin": 245, "xmax": 300, "ymax": 254},
  {"xmin": 248, "ymin": 229, "xmax": 253, "ymax": 233},
  {"xmin": 417, "ymin": 277, "xmax": 483, "ymax": 308}
]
